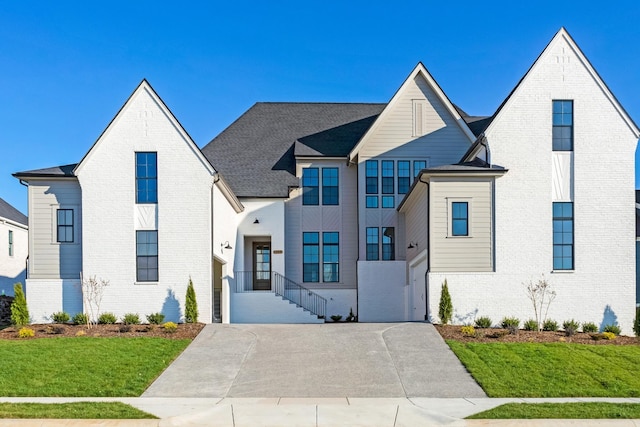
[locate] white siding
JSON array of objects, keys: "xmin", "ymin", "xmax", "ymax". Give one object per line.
[
  {"xmin": 403, "ymin": 181, "xmax": 429, "ymax": 264},
  {"xmin": 0, "ymin": 219, "xmax": 28, "ymax": 295}
]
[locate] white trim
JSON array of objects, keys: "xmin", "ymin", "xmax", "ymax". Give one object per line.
[{"xmin": 447, "ymin": 198, "xmax": 472, "ymax": 238}]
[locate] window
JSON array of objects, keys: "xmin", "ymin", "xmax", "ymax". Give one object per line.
[
  {"xmin": 382, "ymin": 227, "xmax": 395, "ymax": 260},
  {"xmin": 552, "ymin": 100, "xmax": 573, "ymax": 151},
  {"xmin": 553, "ymin": 202, "xmax": 574, "ymax": 270},
  {"xmin": 136, "ymin": 230, "xmax": 158, "ymax": 281},
  {"xmin": 398, "ymin": 161, "xmax": 410, "ymax": 194},
  {"xmin": 366, "ymin": 196, "xmax": 378, "ymax": 208},
  {"xmin": 365, "ymin": 160, "xmax": 378, "ymax": 194},
  {"xmin": 57, "ymin": 209, "xmax": 74, "ymax": 243},
  {"xmin": 303, "ymin": 232, "xmax": 319, "ymax": 282},
  {"xmin": 8, "ymin": 230, "xmax": 13, "ymax": 257},
  {"xmin": 451, "ymin": 202, "xmax": 468, "ymax": 236},
  {"xmin": 382, "ymin": 160, "xmax": 394, "ymax": 194},
  {"xmin": 382, "ymin": 196, "xmax": 395, "ymax": 208},
  {"xmin": 136, "ymin": 152, "xmax": 158, "ymax": 203},
  {"xmin": 366, "ymin": 227, "xmax": 379, "ymax": 261},
  {"xmin": 302, "ymin": 168, "xmax": 319, "ymax": 205},
  {"xmin": 322, "ymin": 232, "xmax": 339, "ymax": 282},
  {"xmin": 322, "ymin": 168, "xmax": 339, "ymax": 205},
  {"xmin": 413, "ymin": 160, "xmax": 427, "ymax": 179}
]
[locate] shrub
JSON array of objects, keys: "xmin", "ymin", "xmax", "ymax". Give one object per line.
[
  {"xmin": 330, "ymin": 314, "xmax": 342, "ymax": 322},
  {"xmin": 345, "ymin": 307, "xmax": 356, "ymax": 322},
  {"xmin": 45, "ymin": 325, "xmax": 65, "ymax": 335},
  {"xmin": 75, "ymin": 330, "xmax": 86, "ymax": 336},
  {"xmin": 122, "ymin": 313, "xmax": 140, "ymax": 325},
  {"xmin": 10, "ymin": 283, "xmax": 29, "ymax": 326},
  {"xmin": 563, "ymin": 319, "xmax": 580, "ymax": 337},
  {"xmin": 51, "ymin": 311, "xmax": 70, "ymax": 323},
  {"xmin": 501, "ymin": 317, "xmax": 520, "ymax": 334},
  {"xmin": 119, "ymin": 324, "xmax": 132, "ymax": 333},
  {"xmin": 634, "ymin": 307, "xmax": 640, "ymax": 337},
  {"xmin": 523, "ymin": 319, "xmax": 538, "ymax": 331},
  {"xmin": 602, "ymin": 332, "xmax": 616, "ymax": 340},
  {"xmin": 438, "ymin": 279, "xmax": 453, "ymax": 325},
  {"xmin": 603, "ymin": 324, "xmax": 621, "ymax": 336},
  {"xmin": 18, "ymin": 327, "xmax": 34, "ymax": 338},
  {"xmin": 163, "ymin": 322, "xmax": 178, "ymax": 333},
  {"xmin": 185, "ymin": 278, "xmax": 199, "ymax": 323},
  {"xmin": 542, "ymin": 319, "xmax": 558, "ymax": 332},
  {"xmin": 474, "ymin": 316, "xmax": 492, "ymax": 329},
  {"xmin": 98, "ymin": 312, "xmax": 117, "ymax": 324},
  {"xmin": 146, "ymin": 312, "xmax": 165, "ymax": 325},
  {"xmin": 461, "ymin": 325, "xmax": 475, "ymax": 337},
  {"xmin": 582, "ymin": 321, "xmax": 598, "ymax": 333},
  {"xmin": 72, "ymin": 313, "xmax": 88, "ymax": 325}
]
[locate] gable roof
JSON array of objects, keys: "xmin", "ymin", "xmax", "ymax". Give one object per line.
[
  {"xmin": 0, "ymin": 197, "xmax": 27, "ymax": 226},
  {"xmin": 202, "ymin": 102, "xmax": 385, "ymax": 198}
]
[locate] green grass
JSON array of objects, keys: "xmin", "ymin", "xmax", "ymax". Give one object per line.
[
  {"xmin": 468, "ymin": 403, "xmax": 640, "ymax": 419},
  {"xmin": 0, "ymin": 402, "xmax": 156, "ymax": 419},
  {"xmin": 0, "ymin": 337, "xmax": 190, "ymax": 396},
  {"xmin": 447, "ymin": 341, "xmax": 640, "ymax": 397}
]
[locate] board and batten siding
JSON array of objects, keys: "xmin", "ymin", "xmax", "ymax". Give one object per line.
[
  {"xmin": 429, "ymin": 178, "xmax": 493, "ymax": 272},
  {"xmin": 27, "ymin": 180, "xmax": 82, "ymax": 279}
]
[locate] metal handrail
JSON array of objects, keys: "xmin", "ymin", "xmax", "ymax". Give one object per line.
[{"xmin": 273, "ymin": 272, "xmax": 326, "ymax": 318}]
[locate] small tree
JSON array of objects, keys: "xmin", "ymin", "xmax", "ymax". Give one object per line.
[
  {"xmin": 10, "ymin": 283, "xmax": 29, "ymax": 326},
  {"xmin": 80, "ymin": 274, "xmax": 109, "ymax": 328},
  {"xmin": 438, "ymin": 279, "xmax": 453, "ymax": 325},
  {"xmin": 524, "ymin": 275, "xmax": 556, "ymax": 332},
  {"xmin": 185, "ymin": 277, "xmax": 198, "ymax": 323}
]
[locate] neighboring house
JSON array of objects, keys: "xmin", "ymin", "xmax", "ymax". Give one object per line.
[
  {"xmin": 14, "ymin": 28, "xmax": 640, "ymax": 333},
  {"xmin": 0, "ymin": 197, "xmax": 28, "ymax": 296},
  {"xmin": 636, "ymin": 190, "xmax": 640, "ymax": 306}
]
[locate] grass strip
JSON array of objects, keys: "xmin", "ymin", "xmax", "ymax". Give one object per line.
[
  {"xmin": 0, "ymin": 337, "xmax": 190, "ymax": 396},
  {"xmin": 0, "ymin": 402, "xmax": 156, "ymax": 419},
  {"xmin": 447, "ymin": 341, "xmax": 640, "ymax": 397},
  {"xmin": 467, "ymin": 402, "xmax": 640, "ymax": 419}
]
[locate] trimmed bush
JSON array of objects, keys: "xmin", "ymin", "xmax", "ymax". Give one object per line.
[
  {"xmin": 542, "ymin": 319, "xmax": 558, "ymax": 332},
  {"xmin": 523, "ymin": 319, "xmax": 538, "ymax": 331},
  {"xmin": 634, "ymin": 307, "xmax": 640, "ymax": 337},
  {"xmin": 603, "ymin": 324, "xmax": 621, "ymax": 336},
  {"xmin": 582, "ymin": 321, "xmax": 598, "ymax": 333},
  {"xmin": 163, "ymin": 322, "xmax": 177, "ymax": 333},
  {"xmin": 51, "ymin": 311, "xmax": 70, "ymax": 324},
  {"xmin": 461, "ymin": 325, "xmax": 475, "ymax": 337},
  {"xmin": 18, "ymin": 327, "xmax": 34, "ymax": 338},
  {"xmin": 563, "ymin": 319, "xmax": 580, "ymax": 337},
  {"xmin": 474, "ymin": 316, "xmax": 492, "ymax": 329},
  {"xmin": 501, "ymin": 317, "xmax": 520, "ymax": 334},
  {"xmin": 185, "ymin": 278, "xmax": 199, "ymax": 323},
  {"xmin": 146, "ymin": 312, "xmax": 165, "ymax": 325},
  {"xmin": 10, "ymin": 283, "xmax": 29, "ymax": 327},
  {"xmin": 98, "ymin": 312, "xmax": 117, "ymax": 325},
  {"xmin": 602, "ymin": 331, "xmax": 616, "ymax": 340},
  {"xmin": 438, "ymin": 279, "xmax": 453, "ymax": 325},
  {"xmin": 122, "ymin": 313, "xmax": 140, "ymax": 325},
  {"xmin": 72, "ymin": 313, "xmax": 88, "ymax": 325},
  {"xmin": 330, "ymin": 314, "xmax": 342, "ymax": 322}
]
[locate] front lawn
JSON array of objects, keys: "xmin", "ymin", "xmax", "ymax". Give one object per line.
[
  {"xmin": 0, "ymin": 337, "xmax": 190, "ymax": 396},
  {"xmin": 0, "ymin": 402, "xmax": 156, "ymax": 419},
  {"xmin": 468, "ymin": 403, "xmax": 640, "ymax": 419},
  {"xmin": 447, "ymin": 341, "xmax": 640, "ymax": 397}
]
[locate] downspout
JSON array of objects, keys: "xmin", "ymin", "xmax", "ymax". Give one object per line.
[
  {"xmin": 418, "ymin": 173, "xmax": 431, "ymax": 322},
  {"xmin": 211, "ymin": 173, "xmax": 220, "ymax": 322}
]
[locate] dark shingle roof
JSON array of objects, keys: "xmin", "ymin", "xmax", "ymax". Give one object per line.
[
  {"xmin": 202, "ymin": 103, "xmax": 385, "ymax": 198},
  {"xmin": 13, "ymin": 164, "xmax": 77, "ymax": 178},
  {"xmin": 0, "ymin": 197, "xmax": 27, "ymax": 226}
]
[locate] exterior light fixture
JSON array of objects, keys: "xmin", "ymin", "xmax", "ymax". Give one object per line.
[{"xmin": 221, "ymin": 241, "xmax": 232, "ymax": 250}]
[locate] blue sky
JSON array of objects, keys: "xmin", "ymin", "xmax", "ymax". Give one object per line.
[{"xmin": 2, "ymin": 2, "xmax": 640, "ymax": 214}]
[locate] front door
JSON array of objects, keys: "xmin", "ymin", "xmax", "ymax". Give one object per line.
[{"xmin": 253, "ymin": 242, "xmax": 271, "ymax": 290}]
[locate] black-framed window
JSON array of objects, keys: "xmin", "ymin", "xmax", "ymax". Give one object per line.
[
  {"xmin": 366, "ymin": 196, "xmax": 378, "ymax": 208},
  {"xmin": 322, "ymin": 168, "xmax": 339, "ymax": 205},
  {"xmin": 553, "ymin": 100, "xmax": 573, "ymax": 151},
  {"xmin": 382, "ymin": 160, "xmax": 394, "ymax": 194},
  {"xmin": 553, "ymin": 202, "xmax": 574, "ymax": 270},
  {"xmin": 302, "ymin": 168, "xmax": 319, "ymax": 205},
  {"xmin": 366, "ymin": 227, "xmax": 379, "ymax": 261},
  {"xmin": 322, "ymin": 232, "xmax": 339, "ymax": 282},
  {"xmin": 57, "ymin": 209, "xmax": 74, "ymax": 243},
  {"xmin": 413, "ymin": 160, "xmax": 427, "ymax": 179},
  {"xmin": 136, "ymin": 152, "xmax": 158, "ymax": 203},
  {"xmin": 398, "ymin": 161, "xmax": 410, "ymax": 194},
  {"xmin": 136, "ymin": 230, "xmax": 158, "ymax": 282},
  {"xmin": 451, "ymin": 202, "xmax": 468, "ymax": 236},
  {"xmin": 8, "ymin": 230, "xmax": 13, "ymax": 257},
  {"xmin": 382, "ymin": 227, "xmax": 395, "ymax": 261},
  {"xmin": 303, "ymin": 232, "xmax": 319, "ymax": 282},
  {"xmin": 366, "ymin": 160, "xmax": 378, "ymax": 194}
]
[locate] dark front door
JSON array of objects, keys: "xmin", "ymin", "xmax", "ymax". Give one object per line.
[{"xmin": 253, "ymin": 242, "xmax": 271, "ymax": 290}]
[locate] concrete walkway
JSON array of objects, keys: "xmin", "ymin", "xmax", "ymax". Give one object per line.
[{"xmin": 143, "ymin": 323, "xmax": 486, "ymax": 398}]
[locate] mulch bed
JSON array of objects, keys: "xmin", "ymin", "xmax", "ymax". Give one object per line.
[
  {"xmin": 435, "ymin": 324, "xmax": 639, "ymax": 345},
  {"xmin": 0, "ymin": 322, "xmax": 204, "ymax": 340}
]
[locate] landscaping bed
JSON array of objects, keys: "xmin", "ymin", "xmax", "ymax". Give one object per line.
[{"xmin": 0, "ymin": 322, "xmax": 204, "ymax": 340}]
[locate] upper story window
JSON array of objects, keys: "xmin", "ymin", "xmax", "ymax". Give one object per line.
[
  {"xmin": 552, "ymin": 100, "xmax": 573, "ymax": 151},
  {"xmin": 398, "ymin": 161, "xmax": 410, "ymax": 194},
  {"xmin": 136, "ymin": 230, "xmax": 158, "ymax": 282},
  {"xmin": 303, "ymin": 232, "xmax": 320, "ymax": 282},
  {"xmin": 8, "ymin": 230, "xmax": 13, "ymax": 257},
  {"xmin": 451, "ymin": 202, "xmax": 469, "ymax": 236},
  {"xmin": 302, "ymin": 168, "xmax": 319, "ymax": 205},
  {"xmin": 322, "ymin": 168, "xmax": 339, "ymax": 205},
  {"xmin": 381, "ymin": 161, "xmax": 394, "ymax": 194},
  {"xmin": 136, "ymin": 152, "xmax": 158, "ymax": 203},
  {"xmin": 366, "ymin": 227, "xmax": 379, "ymax": 261},
  {"xmin": 365, "ymin": 160, "xmax": 378, "ymax": 194},
  {"xmin": 413, "ymin": 160, "xmax": 427, "ymax": 179},
  {"xmin": 56, "ymin": 209, "xmax": 74, "ymax": 243},
  {"xmin": 553, "ymin": 202, "xmax": 574, "ymax": 270}
]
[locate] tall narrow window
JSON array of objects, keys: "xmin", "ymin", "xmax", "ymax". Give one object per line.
[
  {"xmin": 322, "ymin": 232, "xmax": 339, "ymax": 282},
  {"xmin": 365, "ymin": 160, "xmax": 378, "ymax": 194},
  {"xmin": 553, "ymin": 202, "xmax": 574, "ymax": 270},
  {"xmin": 413, "ymin": 160, "xmax": 427, "ymax": 179},
  {"xmin": 382, "ymin": 227, "xmax": 395, "ymax": 260},
  {"xmin": 8, "ymin": 230, "xmax": 13, "ymax": 257},
  {"xmin": 366, "ymin": 227, "xmax": 379, "ymax": 261},
  {"xmin": 303, "ymin": 232, "xmax": 319, "ymax": 282},
  {"xmin": 136, "ymin": 230, "xmax": 158, "ymax": 281},
  {"xmin": 57, "ymin": 209, "xmax": 74, "ymax": 243},
  {"xmin": 382, "ymin": 160, "xmax": 394, "ymax": 194},
  {"xmin": 451, "ymin": 202, "xmax": 468, "ymax": 236},
  {"xmin": 398, "ymin": 161, "xmax": 410, "ymax": 194},
  {"xmin": 552, "ymin": 100, "xmax": 573, "ymax": 151},
  {"xmin": 322, "ymin": 168, "xmax": 339, "ymax": 205},
  {"xmin": 302, "ymin": 168, "xmax": 319, "ymax": 205},
  {"xmin": 136, "ymin": 152, "xmax": 158, "ymax": 203}
]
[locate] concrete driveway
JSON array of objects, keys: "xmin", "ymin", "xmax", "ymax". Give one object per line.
[{"xmin": 143, "ymin": 322, "xmax": 485, "ymax": 398}]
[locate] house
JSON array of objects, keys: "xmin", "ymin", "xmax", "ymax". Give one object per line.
[
  {"xmin": 0, "ymin": 197, "xmax": 28, "ymax": 296},
  {"xmin": 14, "ymin": 28, "xmax": 640, "ymax": 333}
]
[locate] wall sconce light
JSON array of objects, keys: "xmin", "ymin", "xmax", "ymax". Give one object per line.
[
  {"xmin": 253, "ymin": 218, "xmax": 260, "ymax": 224},
  {"xmin": 407, "ymin": 241, "xmax": 418, "ymax": 249},
  {"xmin": 221, "ymin": 241, "xmax": 232, "ymax": 250}
]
